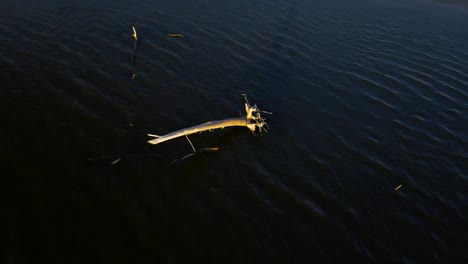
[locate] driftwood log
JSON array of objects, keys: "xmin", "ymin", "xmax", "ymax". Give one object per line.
[{"xmin": 148, "ymin": 97, "xmax": 270, "ymax": 145}]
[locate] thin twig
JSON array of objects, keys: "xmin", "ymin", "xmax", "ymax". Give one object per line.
[
  {"xmin": 242, "ymin": 93, "xmax": 250, "ymax": 106},
  {"xmin": 110, "ymin": 158, "xmax": 122, "ymax": 165},
  {"xmin": 181, "ymin": 153, "xmax": 196, "ymax": 160},
  {"xmin": 186, "ymin": 135, "xmax": 196, "ymax": 153},
  {"xmin": 167, "ymin": 33, "xmax": 184, "ymax": 38},
  {"xmin": 180, "ymin": 135, "xmax": 197, "ymax": 161},
  {"xmin": 132, "ymin": 26, "xmax": 138, "ymax": 40},
  {"xmin": 131, "ymin": 26, "xmax": 138, "ymax": 78}
]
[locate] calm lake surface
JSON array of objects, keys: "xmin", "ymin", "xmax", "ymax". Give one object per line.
[{"xmin": 1, "ymin": 0, "xmax": 467, "ymax": 262}]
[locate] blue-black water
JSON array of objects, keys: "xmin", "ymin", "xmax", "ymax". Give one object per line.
[{"xmin": 1, "ymin": 0, "xmax": 467, "ymax": 262}]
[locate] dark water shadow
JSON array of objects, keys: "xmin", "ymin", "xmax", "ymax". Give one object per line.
[
  {"xmin": 430, "ymin": 0, "xmax": 468, "ymax": 10},
  {"xmin": 433, "ymin": 0, "xmax": 468, "ymax": 5}
]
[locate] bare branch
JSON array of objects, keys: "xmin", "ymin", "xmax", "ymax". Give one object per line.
[{"xmin": 148, "ymin": 97, "xmax": 270, "ymax": 146}]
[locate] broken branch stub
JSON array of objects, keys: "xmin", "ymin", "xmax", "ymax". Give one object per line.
[{"xmin": 147, "ymin": 100, "xmax": 270, "ymax": 146}]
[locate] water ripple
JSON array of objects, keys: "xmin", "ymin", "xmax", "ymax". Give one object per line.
[{"xmin": 2, "ymin": 0, "xmax": 468, "ymax": 262}]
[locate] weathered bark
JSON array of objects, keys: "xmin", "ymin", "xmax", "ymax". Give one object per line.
[{"xmin": 148, "ymin": 100, "xmax": 269, "ymax": 146}]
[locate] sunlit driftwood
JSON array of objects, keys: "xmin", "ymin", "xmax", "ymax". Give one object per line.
[
  {"xmin": 132, "ymin": 26, "xmax": 138, "ymax": 40},
  {"xmin": 147, "ymin": 96, "xmax": 270, "ymax": 146},
  {"xmin": 166, "ymin": 33, "xmax": 184, "ymax": 38},
  {"xmin": 131, "ymin": 26, "xmax": 138, "ymax": 79}
]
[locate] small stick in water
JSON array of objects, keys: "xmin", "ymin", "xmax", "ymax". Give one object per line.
[
  {"xmin": 110, "ymin": 158, "xmax": 122, "ymax": 165},
  {"xmin": 201, "ymin": 147, "xmax": 219, "ymax": 151},
  {"xmin": 167, "ymin": 33, "xmax": 184, "ymax": 38},
  {"xmin": 395, "ymin": 184, "xmax": 402, "ymax": 191},
  {"xmin": 131, "ymin": 26, "xmax": 139, "ymax": 78},
  {"xmin": 181, "ymin": 135, "xmax": 196, "ymax": 160},
  {"xmin": 132, "ymin": 26, "xmax": 138, "ymax": 40}
]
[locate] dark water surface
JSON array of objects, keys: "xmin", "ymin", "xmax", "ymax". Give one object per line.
[{"xmin": 1, "ymin": 0, "xmax": 467, "ymax": 262}]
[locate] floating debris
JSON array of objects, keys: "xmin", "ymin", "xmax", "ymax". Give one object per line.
[
  {"xmin": 110, "ymin": 158, "xmax": 122, "ymax": 165},
  {"xmin": 202, "ymin": 147, "xmax": 219, "ymax": 151},
  {"xmin": 131, "ymin": 27, "xmax": 139, "ymax": 78},
  {"xmin": 132, "ymin": 26, "xmax": 138, "ymax": 40},
  {"xmin": 395, "ymin": 184, "xmax": 402, "ymax": 191},
  {"xmin": 167, "ymin": 33, "xmax": 184, "ymax": 38},
  {"xmin": 147, "ymin": 96, "xmax": 270, "ymax": 146},
  {"xmin": 148, "ymin": 95, "xmax": 269, "ymax": 165}
]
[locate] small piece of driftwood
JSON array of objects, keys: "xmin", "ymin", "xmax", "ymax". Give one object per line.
[{"xmin": 148, "ymin": 96, "xmax": 270, "ymax": 146}]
